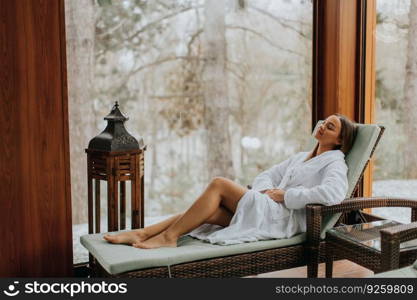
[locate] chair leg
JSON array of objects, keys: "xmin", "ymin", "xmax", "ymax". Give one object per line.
[
  {"xmin": 325, "ymin": 261, "xmax": 333, "ymax": 278},
  {"xmin": 307, "ymin": 262, "xmax": 319, "ymax": 278},
  {"xmin": 326, "ymin": 254, "xmax": 333, "ymax": 278},
  {"xmin": 88, "ymin": 253, "xmax": 95, "ymax": 277},
  {"xmin": 307, "ymin": 247, "xmax": 319, "ymax": 278},
  {"xmin": 325, "ymin": 246, "xmax": 334, "ymax": 278}
]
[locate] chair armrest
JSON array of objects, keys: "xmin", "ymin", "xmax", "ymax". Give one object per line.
[
  {"xmin": 304, "ymin": 201, "xmax": 325, "ymax": 276},
  {"xmin": 380, "ymin": 222, "xmax": 417, "ymax": 244},
  {"xmin": 379, "ymin": 222, "xmax": 417, "ymax": 271},
  {"xmin": 305, "ymin": 203, "xmax": 324, "ymax": 249},
  {"xmin": 307, "ymin": 197, "xmax": 417, "ymax": 221}
]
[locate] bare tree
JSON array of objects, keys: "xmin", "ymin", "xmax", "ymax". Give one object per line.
[
  {"xmin": 70, "ymin": 0, "xmax": 312, "ymax": 218},
  {"xmin": 404, "ymin": 0, "xmax": 417, "ymax": 178},
  {"xmin": 65, "ymin": 0, "xmax": 97, "ymax": 224},
  {"xmin": 202, "ymin": 0, "xmax": 235, "ymax": 179}
]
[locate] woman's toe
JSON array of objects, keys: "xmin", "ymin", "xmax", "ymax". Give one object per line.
[{"xmin": 104, "ymin": 234, "xmax": 116, "ymax": 243}]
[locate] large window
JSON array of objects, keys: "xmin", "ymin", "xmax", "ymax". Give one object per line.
[
  {"xmin": 372, "ymin": 0, "xmax": 416, "ymax": 223},
  {"xmin": 66, "ymin": 0, "xmax": 313, "ymax": 264}
]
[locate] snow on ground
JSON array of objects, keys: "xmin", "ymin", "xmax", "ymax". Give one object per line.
[
  {"xmin": 372, "ymin": 179, "xmax": 417, "ymax": 224},
  {"xmin": 73, "ymin": 180, "xmax": 417, "ymax": 264}
]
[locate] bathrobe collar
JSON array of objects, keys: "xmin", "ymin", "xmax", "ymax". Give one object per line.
[{"xmin": 302, "ymin": 149, "xmax": 345, "ymax": 166}]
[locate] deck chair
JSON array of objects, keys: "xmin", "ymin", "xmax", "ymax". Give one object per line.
[{"xmin": 81, "ymin": 122, "xmax": 384, "ymax": 278}]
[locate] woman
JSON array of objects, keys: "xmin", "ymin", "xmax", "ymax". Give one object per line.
[{"xmin": 104, "ymin": 114, "xmax": 357, "ymax": 249}]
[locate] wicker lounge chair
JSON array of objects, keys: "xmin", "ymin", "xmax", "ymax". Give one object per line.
[{"xmin": 81, "ymin": 122, "xmax": 384, "ymax": 278}]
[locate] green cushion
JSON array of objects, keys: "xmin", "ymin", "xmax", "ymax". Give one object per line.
[
  {"xmin": 309, "ymin": 122, "xmax": 381, "ymax": 239},
  {"xmin": 81, "ymin": 232, "xmax": 306, "ymax": 275},
  {"xmin": 370, "ymin": 266, "xmax": 417, "ymax": 278}
]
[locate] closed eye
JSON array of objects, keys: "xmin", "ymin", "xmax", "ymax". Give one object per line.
[{"xmin": 324, "ymin": 121, "xmax": 335, "ymax": 130}]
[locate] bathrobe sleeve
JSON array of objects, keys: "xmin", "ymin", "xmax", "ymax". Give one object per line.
[
  {"xmin": 283, "ymin": 160, "xmax": 348, "ymax": 209},
  {"xmin": 251, "ymin": 156, "xmax": 293, "ymax": 192}
]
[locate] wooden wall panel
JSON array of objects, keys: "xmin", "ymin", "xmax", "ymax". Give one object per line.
[
  {"xmin": 313, "ymin": 0, "xmax": 357, "ymax": 122},
  {"xmin": 338, "ymin": 0, "xmax": 358, "ymax": 118},
  {"xmin": 0, "ymin": 0, "xmax": 72, "ymax": 276},
  {"xmin": 363, "ymin": 0, "xmax": 377, "ymax": 197},
  {"xmin": 313, "ymin": 0, "xmax": 376, "ymax": 198}
]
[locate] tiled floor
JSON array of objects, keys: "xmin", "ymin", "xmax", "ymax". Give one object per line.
[{"xmin": 247, "ymin": 260, "xmax": 374, "ymax": 278}]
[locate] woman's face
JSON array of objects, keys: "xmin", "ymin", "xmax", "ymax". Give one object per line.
[{"xmin": 314, "ymin": 115, "xmax": 342, "ymax": 148}]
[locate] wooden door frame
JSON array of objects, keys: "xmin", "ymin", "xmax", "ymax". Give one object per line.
[
  {"xmin": 0, "ymin": 0, "xmax": 73, "ymax": 276},
  {"xmin": 313, "ymin": 0, "xmax": 376, "ymax": 198}
]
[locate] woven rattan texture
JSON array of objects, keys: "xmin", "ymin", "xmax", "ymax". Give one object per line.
[
  {"xmin": 326, "ymin": 233, "xmax": 417, "ymax": 275},
  {"xmin": 331, "ymin": 222, "xmax": 400, "ymax": 242}
]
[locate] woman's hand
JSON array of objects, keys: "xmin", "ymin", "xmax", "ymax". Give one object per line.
[{"xmin": 264, "ymin": 189, "xmax": 285, "ymax": 203}]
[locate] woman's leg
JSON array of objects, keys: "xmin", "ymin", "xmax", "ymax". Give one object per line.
[
  {"xmin": 133, "ymin": 177, "xmax": 247, "ymax": 249},
  {"xmin": 205, "ymin": 205, "xmax": 234, "ymax": 227},
  {"xmin": 103, "ymin": 213, "xmax": 182, "ymax": 245},
  {"xmin": 104, "ymin": 204, "xmax": 233, "ymax": 245}
]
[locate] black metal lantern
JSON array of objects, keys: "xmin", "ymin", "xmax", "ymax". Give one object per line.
[
  {"xmin": 88, "ymin": 101, "xmax": 144, "ymax": 151},
  {"xmin": 86, "ymin": 102, "xmax": 146, "ymax": 233}
]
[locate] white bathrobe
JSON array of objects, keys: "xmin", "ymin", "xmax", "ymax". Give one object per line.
[{"xmin": 187, "ymin": 150, "xmax": 348, "ymax": 245}]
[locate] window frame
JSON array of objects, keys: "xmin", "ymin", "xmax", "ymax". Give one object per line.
[{"xmin": 312, "ymin": 0, "xmax": 376, "ymax": 199}]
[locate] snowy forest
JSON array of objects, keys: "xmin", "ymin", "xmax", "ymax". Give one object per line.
[
  {"xmin": 65, "ymin": 0, "xmax": 313, "ymax": 227},
  {"xmin": 372, "ymin": 0, "xmax": 417, "ymax": 224},
  {"xmin": 65, "ymin": 0, "xmax": 417, "ymax": 263}
]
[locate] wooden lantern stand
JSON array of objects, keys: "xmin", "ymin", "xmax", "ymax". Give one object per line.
[
  {"xmin": 86, "ymin": 149, "xmax": 145, "ymax": 233},
  {"xmin": 86, "ymin": 102, "xmax": 146, "ymax": 234}
]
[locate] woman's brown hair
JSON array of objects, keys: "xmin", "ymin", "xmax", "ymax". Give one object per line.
[{"xmin": 334, "ymin": 113, "xmax": 357, "ymax": 155}]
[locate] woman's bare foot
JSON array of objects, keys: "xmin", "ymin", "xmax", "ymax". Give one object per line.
[
  {"xmin": 132, "ymin": 231, "xmax": 177, "ymax": 249},
  {"xmin": 103, "ymin": 229, "xmax": 149, "ymax": 245}
]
